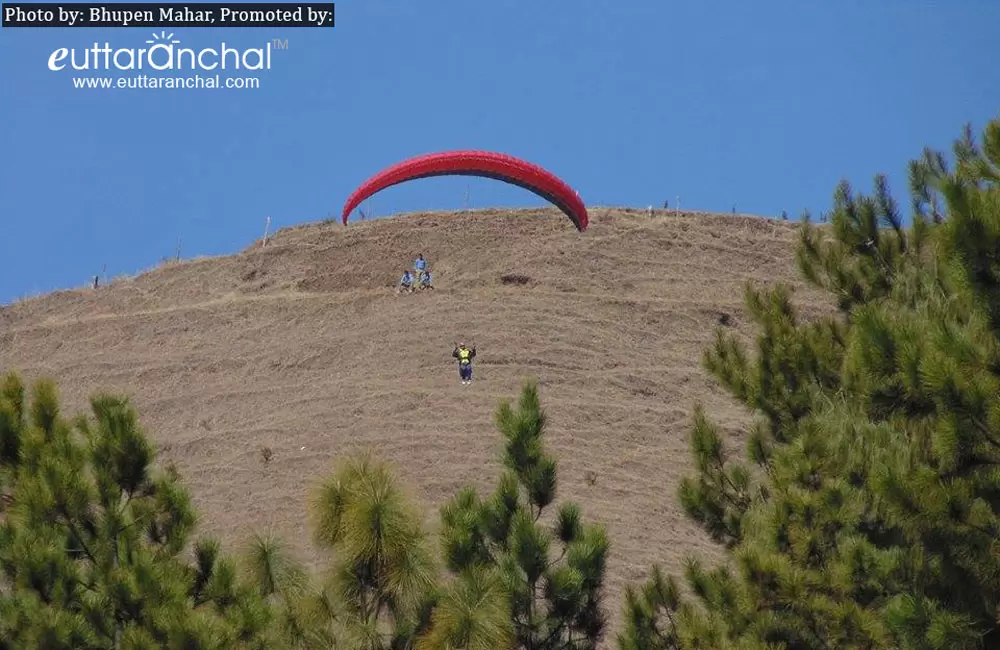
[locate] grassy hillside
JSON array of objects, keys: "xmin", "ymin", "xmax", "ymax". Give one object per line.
[{"xmin": 0, "ymin": 206, "xmax": 835, "ymax": 642}]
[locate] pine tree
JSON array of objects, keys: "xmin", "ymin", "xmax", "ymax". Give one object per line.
[
  {"xmin": 239, "ymin": 452, "xmax": 438, "ymax": 649},
  {"xmin": 619, "ymin": 115, "xmax": 1000, "ymax": 650},
  {"xmin": 439, "ymin": 380, "xmax": 609, "ymax": 650},
  {"xmin": 242, "ymin": 451, "xmax": 514, "ymax": 650},
  {"xmin": 860, "ymin": 115, "xmax": 1000, "ymax": 648},
  {"xmin": 313, "ymin": 452, "xmax": 443, "ymax": 648},
  {"xmin": 0, "ymin": 372, "xmax": 275, "ymax": 649},
  {"xmin": 241, "ymin": 532, "xmax": 317, "ymax": 648},
  {"xmin": 416, "ymin": 565, "xmax": 514, "ymax": 650},
  {"xmin": 672, "ymin": 174, "xmax": 924, "ymax": 552}
]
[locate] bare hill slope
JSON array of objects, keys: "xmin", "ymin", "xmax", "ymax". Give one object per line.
[{"xmin": 0, "ymin": 207, "xmax": 834, "ymax": 642}]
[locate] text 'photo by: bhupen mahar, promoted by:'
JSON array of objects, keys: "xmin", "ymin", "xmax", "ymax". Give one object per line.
[{"xmin": 3, "ymin": 1, "xmax": 333, "ymax": 89}]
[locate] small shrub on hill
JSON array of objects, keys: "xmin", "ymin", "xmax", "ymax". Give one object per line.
[{"xmin": 500, "ymin": 273, "xmax": 533, "ymax": 286}]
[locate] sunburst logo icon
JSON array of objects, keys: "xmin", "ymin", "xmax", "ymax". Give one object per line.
[{"xmin": 145, "ymin": 31, "xmax": 180, "ymax": 45}]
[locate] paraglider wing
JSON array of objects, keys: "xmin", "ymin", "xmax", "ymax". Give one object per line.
[{"xmin": 341, "ymin": 150, "xmax": 588, "ymax": 231}]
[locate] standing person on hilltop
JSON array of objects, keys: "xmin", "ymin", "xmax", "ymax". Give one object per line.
[
  {"xmin": 452, "ymin": 342, "xmax": 476, "ymax": 385},
  {"xmin": 414, "ymin": 254, "xmax": 428, "ymax": 282}
]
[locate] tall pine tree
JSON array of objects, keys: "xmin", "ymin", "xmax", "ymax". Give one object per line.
[
  {"xmin": 619, "ymin": 115, "xmax": 1000, "ymax": 650},
  {"xmin": 0, "ymin": 372, "xmax": 275, "ymax": 649},
  {"xmin": 439, "ymin": 380, "xmax": 609, "ymax": 650}
]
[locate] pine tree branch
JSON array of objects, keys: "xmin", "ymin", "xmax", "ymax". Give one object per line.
[
  {"xmin": 799, "ymin": 606, "xmax": 834, "ymax": 650},
  {"xmin": 719, "ymin": 467, "xmax": 752, "ymax": 512},
  {"xmin": 70, "ymin": 573, "xmax": 100, "ymax": 597},
  {"xmin": 527, "ymin": 573, "xmax": 539, "ymax": 650},
  {"xmin": 971, "ymin": 416, "xmax": 1000, "ymax": 451},
  {"xmin": 939, "ymin": 455, "xmax": 1000, "ymax": 482},
  {"xmin": 545, "ymin": 546, "xmax": 567, "ymax": 571},
  {"xmin": 58, "ymin": 503, "xmax": 98, "ymax": 567},
  {"xmin": 660, "ymin": 605, "xmax": 680, "ymax": 648},
  {"xmin": 540, "ymin": 617, "xmax": 568, "ymax": 650}
]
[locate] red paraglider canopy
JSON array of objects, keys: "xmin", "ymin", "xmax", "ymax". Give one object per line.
[{"xmin": 341, "ymin": 150, "xmax": 588, "ymax": 231}]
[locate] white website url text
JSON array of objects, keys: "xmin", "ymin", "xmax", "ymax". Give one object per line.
[{"xmin": 70, "ymin": 74, "xmax": 260, "ymax": 89}]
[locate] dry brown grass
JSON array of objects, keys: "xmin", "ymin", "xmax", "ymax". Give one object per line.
[{"xmin": 0, "ymin": 206, "xmax": 835, "ymax": 646}]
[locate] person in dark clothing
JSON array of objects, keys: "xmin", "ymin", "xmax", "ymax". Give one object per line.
[{"xmin": 452, "ymin": 342, "xmax": 476, "ymax": 385}]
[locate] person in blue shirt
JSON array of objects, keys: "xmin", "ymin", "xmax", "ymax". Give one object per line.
[
  {"xmin": 413, "ymin": 254, "xmax": 429, "ymax": 286},
  {"xmin": 419, "ymin": 270, "xmax": 433, "ymax": 290},
  {"xmin": 398, "ymin": 270, "xmax": 414, "ymax": 293}
]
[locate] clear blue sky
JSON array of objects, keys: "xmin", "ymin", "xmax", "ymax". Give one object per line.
[{"xmin": 1, "ymin": 1, "xmax": 998, "ymax": 304}]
